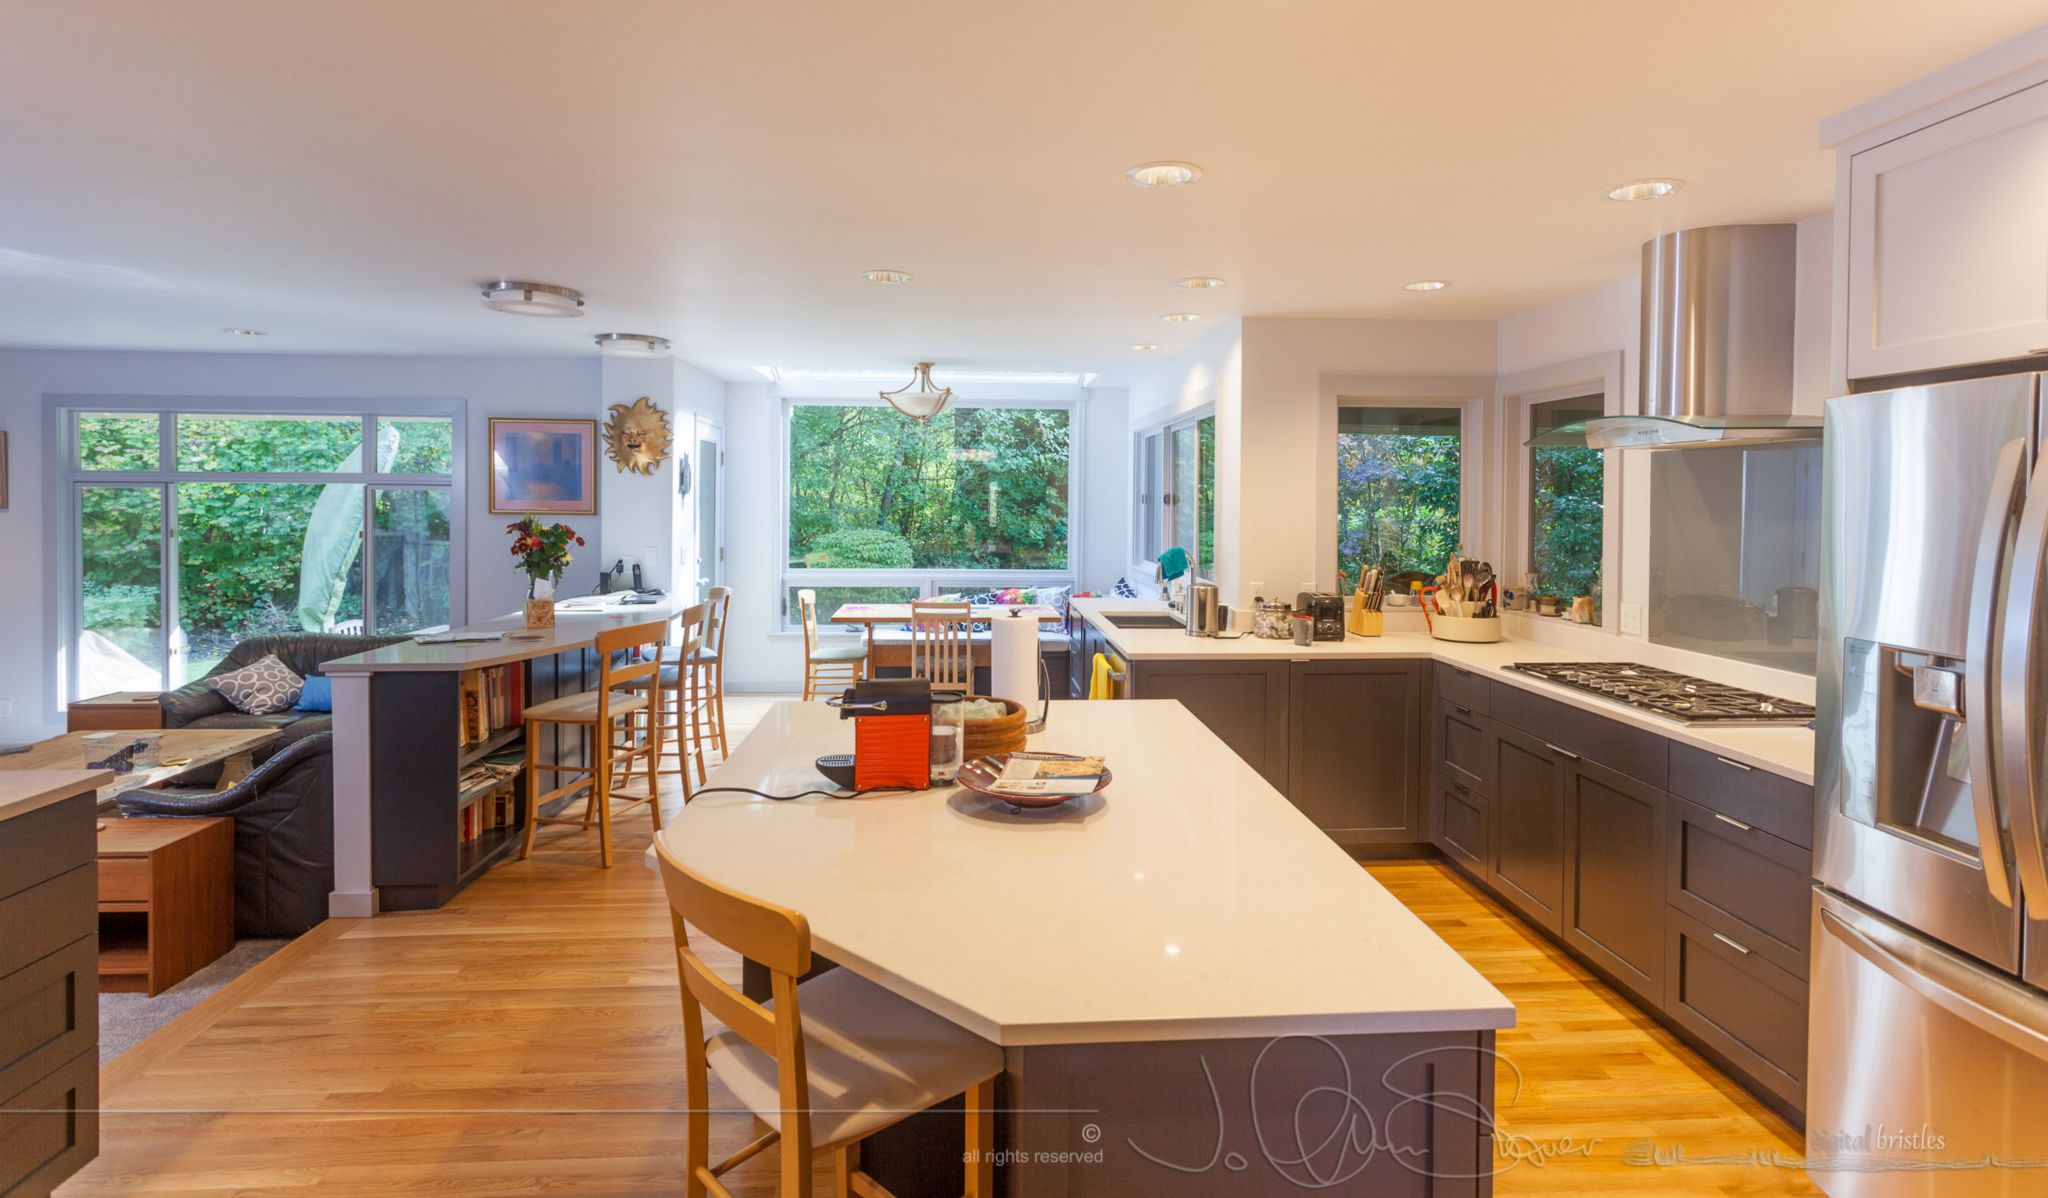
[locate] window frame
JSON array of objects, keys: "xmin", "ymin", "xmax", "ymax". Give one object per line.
[
  {"xmin": 1130, "ymin": 406, "xmax": 1215, "ymax": 586},
  {"xmin": 1321, "ymin": 381, "xmax": 1491, "ymax": 592},
  {"xmin": 777, "ymin": 394, "xmax": 1083, "ymax": 630},
  {"xmin": 51, "ymin": 396, "xmax": 466, "ymax": 703},
  {"xmin": 1498, "ymin": 352, "xmax": 1624, "ymax": 632}
]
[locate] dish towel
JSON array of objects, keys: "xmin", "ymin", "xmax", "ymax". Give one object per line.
[
  {"xmin": 1088, "ymin": 652, "xmax": 1112, "ymax": 700},
  {"xmin": 1157, "ymin": 546, "xmax": 1191, "ymax": 582}
]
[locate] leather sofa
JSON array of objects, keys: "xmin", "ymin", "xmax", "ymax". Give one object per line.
[
  {"xmin": 118, "ymin": 732, "xmax": 335, "ymax": 937},
  {"xmin": 157, "ymin": 633, "xmax": 406, "ymax": 758}
]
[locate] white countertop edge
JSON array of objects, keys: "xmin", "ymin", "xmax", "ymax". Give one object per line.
[
  {"xmin": 1071, "ymin": 599, "xmax": 1816, "ymax": 786},
  {"xmin": 324, "ymin": 597, "xmax": 689, "ymax": 674}
]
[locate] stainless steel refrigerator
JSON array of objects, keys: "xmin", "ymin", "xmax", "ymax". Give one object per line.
[{"xmin": 1812, "ymin": 374, "xmax": 2048, "ymax": 1196}]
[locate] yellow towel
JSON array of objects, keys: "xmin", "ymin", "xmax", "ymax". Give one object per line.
[{"xmin": 1088, "ymin": 652, "xmax": 1111, "ymax": 700}]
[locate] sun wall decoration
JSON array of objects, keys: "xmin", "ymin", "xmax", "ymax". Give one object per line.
[{"xmin": 603, "ymin": 396, "xmax": 673, "ymax": 475}]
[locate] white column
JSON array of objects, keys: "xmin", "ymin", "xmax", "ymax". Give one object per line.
[{"xmin": 329, "ymin": 671, "xmax": 378, "ymax": 917}]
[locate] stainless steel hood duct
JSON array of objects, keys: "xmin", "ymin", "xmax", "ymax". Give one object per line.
[{"xmin": 1530, "ymin": 223, "xmax": 1821, "ymax": 449}]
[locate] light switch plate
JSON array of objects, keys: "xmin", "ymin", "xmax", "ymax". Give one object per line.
[
  {"xmin": 1619, "ymin": 603, "xmax": 1643, "ymax": 636},
  {"xmin": 0, "ymin": 699, "xmax": 13, "ymax": 719}
]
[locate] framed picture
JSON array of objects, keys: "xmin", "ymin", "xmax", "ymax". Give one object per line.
[{"xmin": 488, "ymin": 418, "xmax": 597, "ymax": 515}]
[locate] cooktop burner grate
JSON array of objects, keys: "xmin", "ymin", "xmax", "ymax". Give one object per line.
[{"xmin": 1507, "ymin": 661, "xmax": 1815, "ymax": 725}]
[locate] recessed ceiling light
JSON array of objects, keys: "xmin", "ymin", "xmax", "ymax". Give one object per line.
[
  {"xmin": 1403, "ymin": 280, "xmax": 1450, "ymax": 292},
  {"xmin": 594, "ymin": 333, "xmax": 671, "ymax": 359},
  {"xmin": 1606, "ymin": 178, "xmax": 1684, "ymax": 202},
  {"xmin": 1174, "ymin": 276, "xmax": 1224, "ymax": 290},
  {"xmin": 221, "ymin": 327, "xmax": 266, "ymax": 336},
  {"xmin": 1132, "ymin": 343, "xmax": 1158, "ymax": 351},
  {"xmin": 1127, "ymin": 161, "xmax": 1202, "ymax": 188},
  {"xmin": 480, "ymin": 280, "xmax": 585, "ymax": 317},
  {"xmin": 861, "ymin": 269, "xmax": 913, "ymax": 284},
  {"xmin": 1160, "ymin": 313, "xmax": 1201, "ymax": 323}
]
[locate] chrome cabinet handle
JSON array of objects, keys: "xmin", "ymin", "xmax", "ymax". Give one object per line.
[
  {"xmin": 1451, "ymin": 704, "xmax": 1473, "ymax": 717},
  {"xmin": 1712, "ymin": 755, "xmax": 1753, "ymax": 772},
  {"xmin": 1711, "ymin": 931, "xmax": 1752, "ymax": 955},
  {"xmin": 1998, "ymin": 443, "xmax": 2048, "ymax": 910},
  {"xmin": 1544, "ymin": 743, "xmax": 1580, "ymax": 760},
  {"xmin": 1967, "ymin": 438, "xmax": 2025, "ymax": 908},
  {"xmin": 1712, "ymin": 812, "xmax": 1754, "ymax": 833}
]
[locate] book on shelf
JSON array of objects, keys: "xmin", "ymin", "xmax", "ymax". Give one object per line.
[{"xmin": 456, "ymin": 661, "xmax": 526, "ymax": 747}]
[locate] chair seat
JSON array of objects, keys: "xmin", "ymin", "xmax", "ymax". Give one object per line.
[
  {"xmin": 658, "ymin": 645, "xmax": 719, "ymax": 665},
  {"xmin": 705, "ymin": 968, "xmax": 1001, "ymax": 1149},
  {"xmin": 809, "ymin": 642, "xmax": 868, "ymax": 664},
  {"xmin": 522, "ymin": 689, "xmax": 649, "ymax": 724}
]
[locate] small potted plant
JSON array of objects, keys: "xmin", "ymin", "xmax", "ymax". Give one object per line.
[{"xmin": 507, "ymin": 517, "xmax": 583, "ymax": 629}]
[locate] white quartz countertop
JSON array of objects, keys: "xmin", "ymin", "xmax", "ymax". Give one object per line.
[
  {"xmin": 323, "ymin": 594, "xmax": 689, "ymax": 674},
  {"xmin": 654, "ymin": 700, "xmax": 1514, "ymax": 1047},
  {"xmin": 1071, "ymin": 597, "xmax": 1816, "ymax": 785}
]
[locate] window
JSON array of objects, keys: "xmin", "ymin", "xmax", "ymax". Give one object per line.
[
  {"xmin": 65, "ymin": 405, "xmax": 461, "ymax": 696},
  {"xmin": 1335, "ymin": 406, "xmax": 1462, "ymax": 588},
  {"xmin": 782, "ymin": 400, "xmax": 1076, "ymax": 624},
  {"xmin": 1528, "ymin": 395, "xmax": 1605, "ymax": 607},
  {"xmin": 1133, "ymin": 413, "xmax": 1214, "ymax": 578}
]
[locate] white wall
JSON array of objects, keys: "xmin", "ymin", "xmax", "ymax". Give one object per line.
[
  {"xmin": 0, "ymin": 348, "xmax": 614, "ymax": 741},
  {"xmin": 596, "ymin": 356, "xmax": 728, "ymax": 596}
]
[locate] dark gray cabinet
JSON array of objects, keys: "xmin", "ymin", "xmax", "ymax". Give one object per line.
[
  {"xmin": 1666, "ymin": 906, "xmax": 1809, "ymax": 1113},
  {"xmin": 1433, "ymin": 772, "xmax": 1489, "ymax": 879},
  {"xmin": 1125, "ymin": 659, "xmax": 1291, "ymax": 792},
  {"xmin": 1287, "ymin": 659, "xmax": 1424, "ymax": 846},
  {"xmin": 1489, "ymin": 724, "xmax": 1568, "ymax": 933},
  {"xmin": 1562, "ymin": 758, "xmax": 1667, "ymax": 1003}
]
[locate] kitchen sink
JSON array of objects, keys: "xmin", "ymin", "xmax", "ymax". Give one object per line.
[{"xmin": 1102, "ymin": 612, "xmax": 1185, "ymax": 629}]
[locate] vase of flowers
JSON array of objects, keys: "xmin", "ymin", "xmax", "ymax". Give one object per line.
[{"xmin": 507, "ymin": 517, "xmax": 583, "ymax": 629}]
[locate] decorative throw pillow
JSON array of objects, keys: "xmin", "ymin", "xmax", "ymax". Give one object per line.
[
  {"xmin": 1112, "ymin": 576, "xmax": 1139, "ymax": 599},
  {"xmin": 294, "ymin": 675, "xmax": 334, "ymax": 712},
  {"xmin": 209, "ymin": 653, "xmax": 306, "ymax": 715}
]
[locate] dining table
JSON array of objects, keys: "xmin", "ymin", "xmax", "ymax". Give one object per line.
[{"xmin": 827, "ymin": 602, "xmax": 1064, "ymax": 672}]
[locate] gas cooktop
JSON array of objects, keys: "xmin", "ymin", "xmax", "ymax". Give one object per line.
[{"xmin": 1507, "ymin": 661, "xmax": 1815, "ymax": 726}]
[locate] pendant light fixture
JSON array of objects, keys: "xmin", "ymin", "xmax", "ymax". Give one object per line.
[{"xmin": 880, "ymin": 362, "xmax": 954, "ymax": 421}]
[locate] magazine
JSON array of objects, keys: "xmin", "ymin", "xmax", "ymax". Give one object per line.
[{"xmin": 989, "ymin": 753, "xmax": 1107, "ymax": 796}]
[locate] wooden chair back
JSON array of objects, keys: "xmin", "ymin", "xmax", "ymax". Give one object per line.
[
  {"xmin": 704, "ymin": 586, "xmax": 733, "ymax": 656},
  {"xmin": 909, "ymin": 600, "xmax": 973, "ymax": 687},
  {"xmin": 672, "ymin": 600, "xmax": 711, "ymax": 663},
  {"xmin": 797, "ymin": 588, "xmax": 824, "ymax": 657},
  {"xmin": 594, "ymin": 619, "xmax": 667, "ymax": 719}
]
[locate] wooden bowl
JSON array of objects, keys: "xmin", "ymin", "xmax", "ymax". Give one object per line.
[{"xmin": 961, "ymin": 695, "xmax": 1029, "ymax": 759}]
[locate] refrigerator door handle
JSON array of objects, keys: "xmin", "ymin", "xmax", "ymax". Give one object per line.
[
  {"xmin": 2001, "ymin": 444, "xmax": 2048, "ymax": 916},
  {"xmin": 1966, "ymin": 437, "xmax": 2025, "ymax": 908},
  {"xmin": 1820, "ymin": 899, "xmax": 2048, "ymax": 1063}
]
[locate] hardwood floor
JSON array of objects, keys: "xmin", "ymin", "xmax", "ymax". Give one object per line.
[{"xmin": 66, "ymin": 695, "xmax": 1817, "ymax": 1196}]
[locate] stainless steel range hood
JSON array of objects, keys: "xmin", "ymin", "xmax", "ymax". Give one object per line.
[{"xmin": 1529, "ymin": 223, "xmax": 1821, "ymax": 450}]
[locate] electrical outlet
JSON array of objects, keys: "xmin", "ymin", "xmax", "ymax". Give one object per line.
[
  {"xmin": 1619, "ymin": 603, "xmax": 1643, "ymax": 636},
  {"xmin": 0, "ymin": 699, "xmax": 14, "ymax": 719}
]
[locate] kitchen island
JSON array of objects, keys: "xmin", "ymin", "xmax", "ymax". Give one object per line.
[{"xmin": 658, "ymin": 700, "xmax": 1513, "ymax": 1196}]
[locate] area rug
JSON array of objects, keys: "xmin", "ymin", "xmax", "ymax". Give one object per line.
[{"xmin": 99, "ymin": 938, "xmax": 290, "ymax": 1063}]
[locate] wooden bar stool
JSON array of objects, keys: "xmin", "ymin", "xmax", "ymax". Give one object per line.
[
  {"xmin": 908, "ymin": 599, "xmax": 973, "ymax": 688},
  {"xmin": 630, "ymin": 600, "xmax": 711, "ymax": 795},
  {"xmin": 798, "ymin": 589, "xmax": 866, "ymax": 702},
  {"xmin": 517, "ymin": 618, "xmax": 666, "ymax": 868},
  {"xmin": 691, "ymin": 586, "xmax": 732, "ymax": 757},
  {"xmin": 653, "ymin": 835, "xmax": 1000, "ymax": 1198}
]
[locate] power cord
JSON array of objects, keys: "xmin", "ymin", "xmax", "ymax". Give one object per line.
[{"xmin": 688, "ymin": 785, "xmax": 915, "ymax": 803}]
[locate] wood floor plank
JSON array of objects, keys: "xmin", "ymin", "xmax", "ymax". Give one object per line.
[{"xmin": 66, "ymin": 695, "xmax": 1819, "ymax": 1196}]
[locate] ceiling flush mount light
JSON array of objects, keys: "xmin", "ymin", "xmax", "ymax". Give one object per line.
[
  {"xmin": 1403, "ymin": 280, "xmax": 1450, "ymax": 292},
  {"xmin": 1606, "ymin": 178, "xmax": 1684, "ymax": 202},
  {"xmin": 221, "ymin": 327, "xmax": 266, "ymax": 336},
  {"xmin": 1126, "ymin": 161, "xmax": 1202, "ymax": 189},
  {"xmin": 1175, "ymin": 276, "xmax": 1224, "ymax": 290},
  {"xmin": 1132, "ymin": 343, "xmax": 1158, "ymax": 351},
  {"xmin": 861, "ymin": 269, "xmax": 913, "ymax": 284},
  {"xmin": 880, "ymin": 361, "xmax": 955, "ymax": 421},
  {"xmin": 1160, "ymin": 312, "xmax": 1201, "ymax": 323},
  {"xmin": 594, "ymin": 333, "xmax": 671, "ymax": 359},
  {"xmin": 480, "ymin": 280, "xmax": 585, "ymax": 317}
]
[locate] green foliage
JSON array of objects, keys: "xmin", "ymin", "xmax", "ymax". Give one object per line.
[
  {"xmin": 806, "ymin": 528, "xmax": 914, "ymax": 568},
  {"xmin": 788, "ymin": 406, "xmax": 1070, "ymax": 570},
  {"xmin": 1336, "ymin": 431, "xmax": 1462, "ymax": 587},
  {"xmin": 1531, "ymin": 446, "xmax": 1604, "ymax": 600},
  {"xmin": 1196, "ymin": 416, "xmax": 1216, "ymax": 574},
  {"xmin": 82, "ymin": 583, "xmax": 159, "ymax": 630}
]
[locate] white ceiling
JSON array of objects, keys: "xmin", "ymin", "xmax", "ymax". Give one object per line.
[{"xmin": 1, "ymin": 1, "xmax": 2042, "ymax": 384}]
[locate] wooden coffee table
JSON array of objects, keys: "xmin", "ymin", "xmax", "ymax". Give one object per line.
[
  {"xmin": 95, "ymin": 816, "xmax": 235, "ymax": 995},
  {"xmin": 0, "ymin": 728, "xmax": 282, "ymax": 800}
]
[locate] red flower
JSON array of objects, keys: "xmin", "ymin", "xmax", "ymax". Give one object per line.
[{"xmin": 574, "ymin": 536, "xmax": 585, "ymax": 546}]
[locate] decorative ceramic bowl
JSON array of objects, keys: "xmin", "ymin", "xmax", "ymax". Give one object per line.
[
  {"xmin": 957, "ymin": 752, "xmax": 1112, "ymax": 811},
  {"xmin": 961, "ymin": 696, "xmax": 1028, "ymax": 759}
]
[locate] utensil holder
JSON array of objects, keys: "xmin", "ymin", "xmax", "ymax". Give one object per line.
[
  {"xmin": 1346, "ymin": 609, "xmax": 1383, "ymax": 637},
  {"xmin": 1430, "ymin": 614, "xmax": 1502, "ymax": 644}
]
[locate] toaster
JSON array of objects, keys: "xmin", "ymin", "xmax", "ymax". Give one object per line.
[{"xmin": 1297, "ymin": 592, "xmax": 1347, "ymax": 642}]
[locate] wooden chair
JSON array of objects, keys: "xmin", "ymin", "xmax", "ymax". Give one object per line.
[
  {"xmin": 798, "ymin": 589, "xmax": 866, "ymax": 702},
  {"xmin": 653, "ymin": 835, "xmax": 1000, "ymax": 1198},
  {"xmin": 908, "ymin": 600, "xmax": 973, "ymax": 688},
  {"xmin": 631, "ymin": 601, "xmax": 711, "ymax": 795},
  {"xmin": 517, "ymin": 619, "xmax": 666, "ymax": 868},
  {"xmin": 664, "ymin": 586, "xmax": 731, "ymax": 761}
]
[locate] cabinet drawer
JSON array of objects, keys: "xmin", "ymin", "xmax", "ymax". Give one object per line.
[
  {"xmin": 1667, "ymin": 796, "xmax": 1811, "ymax": 978},
  {"xmin": 1665, "ymin": 906, "xmax": 1808, "ymax": 1113},
  {"xmin": 1437, "ymin": 702, "xmax": 1495, "ymax": 795},
  {"xmin": 0, "ymin": 935, "xmax": 96, "ymax": 1106},
  {"xmin": 0, "ymin": 793, "xmax": 94, "ymax": 904},
  {"xmin": 1434, "ymin": 663, "xmax": 1490, "ymax": 715},
  {"xmin": 1667, "ymin": 743, "xmax": 1813, "ymax": 849},
  {"xmin": 1491, "ymin": 682, "xmax": 1668, "ymax": 787},
  {"xmin": 0, "ymin": 1046, "xmax": 98, "ymax": 1197},
  {"xmin": 96, "ymin": 856, "xmax": 151, "ymax": 905},
  {"xmin": 0, "ymin": 866, "xmax": 96, "ymax": 979},
  {"xmin": 1433, "ymin": 772, "xmax": 1489, "ymax": 880}
]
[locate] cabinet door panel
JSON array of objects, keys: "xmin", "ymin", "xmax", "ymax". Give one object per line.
[
  {"xmin": 1433, "ymin": 773, "xmax": 1489, "ymax": 880},
  {"xmin": 1437, "ymin": 702, "xmax": 1495, "ymax": 795},
  {"xmin": 1288, "ymin": 660, "xmax": 1424, "ymax": 845},
  {"xmin": 1666, "ymin": 906, "xmax": 1808, "ymax": 1114},
  {"xmin": 1667, "ymin": 796, "xmax": 1812, "ymax": 978},
  {"xmin": 1491, "ymin": 725, "xmax": 1565, "ymax": 932},
  {"xmin": 1563, "ymin": 760, "xmax": 1667, "ymax": 1001},
  {"xmin": 1128, "ymin": 660, "xmax": 1289, "ymax": 793}
]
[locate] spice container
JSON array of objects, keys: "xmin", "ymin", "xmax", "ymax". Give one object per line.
[
  {"xmin": 1253, "ymin": 599, "xmax": 1293, "ymax": 639},
  {"xmin": 1291, "ymin": 613, "xmax": 1314, "ymax": 646}
]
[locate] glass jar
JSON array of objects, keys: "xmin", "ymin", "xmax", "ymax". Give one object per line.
[
  {"xmin": 1291, "ymin": 614, "xmax": 1314, "ymax": 646},
  {"xmin": 929, "ymin": 693, "xmax": 965, "ymax": 782}
]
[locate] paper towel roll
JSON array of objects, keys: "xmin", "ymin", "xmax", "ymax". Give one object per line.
[{"xmin": 990, "ymin": 612, "xmax": 1041, "ymax": 713}]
